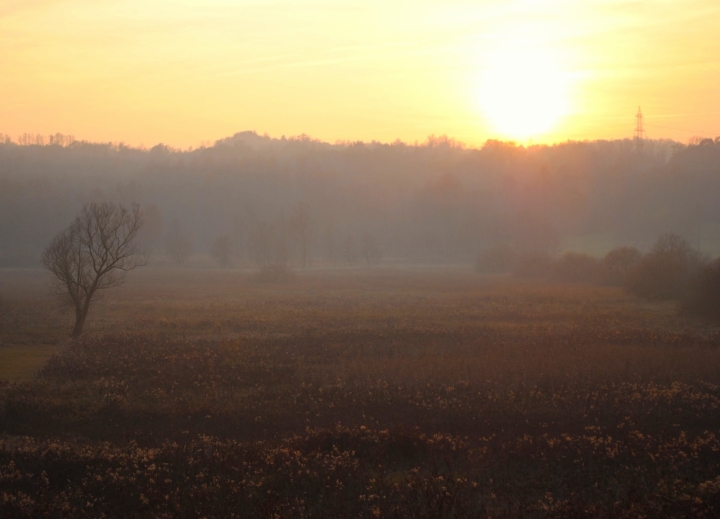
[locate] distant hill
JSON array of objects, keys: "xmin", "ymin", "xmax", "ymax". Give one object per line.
[{"xmin": 2, "ymin": 132, "xmax": 719, "ymax": 267}]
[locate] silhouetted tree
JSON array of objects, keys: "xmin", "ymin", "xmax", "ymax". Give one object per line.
[
  {"xmin": 475, "ymin": 245, "xmax": 516, "ymax": 274},
  {"xmin": 136, "ymin": 203, "xmax": 164, "ymax": 252},
  {"xmin": 249, "ymin": 217, "xmax": 290, "ymax": 274},
  {"xmin": 42, "ymin": 202, "xmax": 146, "ymax": 337},
  {"xmin": 626, "ymin": 234, "xmax": 703, "ymax": 299},
  {"xmin": 211, "ymin": 235, "xmax": 232, "ymax": 268},
  {"xmin": 232, "ymin": 212, "xmax": 251, "ymax": 263},
  {"xmin": 342, "ymin": 234, "xmax": 359, "ymax": 266},
  {"xmin": 551, "ymin": 252, "xmax": 600, "ymax": 284},
  {"xmin": 600, "ymin": 247, "xmax": 642, "ymax": 286},
  {"xmin": 323, "ymin": 225, "xmax": 337, "ymax": 264},
  {"xmin": 165, "ymin": 219, "xmax": 194, "ymax": 264},
  {"xmin": 360, "ymin": 232, "xmax": 381, "ymax": 266},
  {"xmin": 512, "ymin": 251, "xmax": 554, "ymax": 278},
  {"xmin": 682, "ymin": 258, "xmax": 720, "ymax": 322},
  {"xmin": 289, "ymin": 202, "xmax": 314, "ymax": 268}
]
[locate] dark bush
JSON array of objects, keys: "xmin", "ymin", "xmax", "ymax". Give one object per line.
[
  {"xmin": 625, "ymin": 234, "xmax": 703, "ymax": 300},
  {"xmin": 551, "ymin": 252, "xmax": 600, "ymax": 284},
  {"xmin": 512, "ymin": 251, "xmax": 554, "ymax": 278},
  {"xmin": 255, "ymin": 263, "xmax": 294, "ymax": 283},
  {"xmin": 682, "ymin": 259, "xmax": 720, "ymax": 322},
  {"xmin": 475, "ymin": 245, "xmax": 516, "ymax": 274},
  {"xmin": 600, "ymin": 246, "xmax": 642, "ymax": 286}
]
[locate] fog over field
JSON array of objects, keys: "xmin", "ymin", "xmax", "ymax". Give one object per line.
[{"xmin": 2, "ymin": 133, "xmax": 720, "ymax": 268}]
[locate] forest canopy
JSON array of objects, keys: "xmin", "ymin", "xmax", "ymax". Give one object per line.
[{"xmin": 1, "ymin": 132, "xmax": 719, "ymax": 267}]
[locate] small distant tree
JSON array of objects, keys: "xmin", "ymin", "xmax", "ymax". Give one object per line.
[
  {"xmin": 600, "ymin": 246, "xmax": 642, "ymax": 286},
  {"xmin": 323, "ymin": 225, "xmax": 337, "ymax": 264},
  {"xmin": 360, "ymin": 232, "xmax": 382, "ymax": 266},
  {"xmin": 551, "ymin": 252, "xmax": 600, "ymax": 284},
  {"xmin": 165, "ymin": 219, "xmax": 194, "ymax": 264},
  {"xmin": 626, "ymin": 233, "xmax": 703, "ymax": 300},
  {"xmin": 249, "ymin": 217, "xmax": 291, "ymax": 280},
  {"xmin": 475, "ymin": 245, "xmax": 516, "ymax": 274},
  {"xmin": 289, "ymin": 202, "xmax": 314, "ymax": 268},
  {"xmin": 342, "ymin": 233, "xmax": 359, "ymax": 266},
  {"xmin": 42, "ymin": 202, "xmax": 147, "ymax": 337},
  {"xmin": 211, "ymin": 235, "xmax": 232, "ymax": 268},
  {"xmin": 249, "ymin": 220, "xmax": 271, "ymax": 269},
  {"xmin": 136, "ymin": 203, "xmax": 164, "ymax": 252},
  {"xmin": 512, "ymin": 251, "xmax": 554, "ymax": 279},
  {"xmin": 232, "ymin": 212, "xmax": 252, "ymax": 264},
  {"xmin": 682, "ymin": 258, "xmax": 720, "ymax": 322}
]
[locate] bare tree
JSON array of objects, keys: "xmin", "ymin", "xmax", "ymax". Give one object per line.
[
  {"xmin": 360, "ymin": 232, "xmax": 382, "ymax": 266},
  {"xmin": 165, "ymin": 219, "xmax": 194, "ymax": 264},
  {"xmin": 249, "ymin": 217, "xmax": 290, "ymax": 270},
  {"xmin": 342, "ymin": 233, "xmax": 358, "ymax": 266},
  {"xmin": 232, "ymin": 212, "xmax": 251, "ymax": 264},
  {"xmin": 42, "ymin": 202, "xmax": 147, "ymax": 337},
  {"xmin": 211, "ymin": 235, "xmax": 232, "ymax": 268},
  {"xmin": 323, "ymin": 224, "xmax": 337, "ymax": 264},
  {"xmin": 246, "ymin": 216, "xmax": 293, "ymax": 281},
  {"xmin": 136, "ymin": 203, "xmax": 164, "ymax": 252},
  {"xmin": 289, "ymin": 202, "xmax": 314, "ymax": 268}
]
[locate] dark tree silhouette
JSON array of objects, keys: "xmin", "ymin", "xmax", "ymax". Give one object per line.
[
  {"xmin": 165, "ymin": 219, "xmax": 194, "ymax": 264},
  {"xmin": 626, "ymin": 234, "xmax": 703, "ymax": 300},
  {"xmin": 289, "ymin": 202, "xmax": 314, "ymax": 268},
  {"xmin": 211, "ymin": 235, "xmax": 232, "ymax": 268},
  {"xmin": 600, "ymin": 246, "xmax": 642, "ymax": 286},
  {"xmin": 42, "ymin": 202, "xmax": 147, "ymax": 337},
  {"xmin": 360, "ymin": 232, "xmax": 381, "ymax": 266}
]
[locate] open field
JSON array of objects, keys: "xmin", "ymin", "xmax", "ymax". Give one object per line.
[
  {"xmin": 2, "ymin": 267, "xmax": 720, "ymax": 517},
  {"xmin": 0, "ymin": 344, "xmax": 65, "ymax": 382}
]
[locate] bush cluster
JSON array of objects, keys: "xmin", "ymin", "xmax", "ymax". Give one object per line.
[
  {"xmin": 476, "ymin": 246, "xmax": 610, "ymax": 284},
  {"xmin": 682, "ymin": 259, "xmax": 720, "ymax": 322},
  {"xmin": 477, "ymin": 234, "xmax": 719, "ymax": 322},
  {"xmin": 624, "ymin": 234, "xmax": 705, "ymax": 300}
]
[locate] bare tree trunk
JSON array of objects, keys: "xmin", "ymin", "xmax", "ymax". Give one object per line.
[
  {"xmin": 71, "ymin": 307, "xmax": 86, "ymax": 337},
  {"xmin": 290, "ymin": 202, "xmax": 313, "ymax": 269},
  {"xmin": 72, "ymin": 291, "xmax": 94, "ymax": 338},
  {"xmin": 71, "ymin": 318, "xmax": 85, "ymax": 337}
]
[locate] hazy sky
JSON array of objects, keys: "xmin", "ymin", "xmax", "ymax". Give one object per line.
[{"xmin": 1, "ymin": 0, "xmax": 719, "ymax": 147}]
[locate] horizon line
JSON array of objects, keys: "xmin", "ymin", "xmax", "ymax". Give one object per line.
[{"xmin": 0, "ymin": 129, "xmax": 697, "ymax": 152}]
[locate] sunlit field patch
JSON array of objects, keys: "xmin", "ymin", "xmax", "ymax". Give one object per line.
[{"xmin": 2, "ymin": 267, "xmax": 720, "ymax": 517}]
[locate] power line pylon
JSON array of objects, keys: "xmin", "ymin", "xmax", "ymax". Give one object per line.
[{"xmin": 634, "ymin": 106, "xmax": 645, "ymax": 152}]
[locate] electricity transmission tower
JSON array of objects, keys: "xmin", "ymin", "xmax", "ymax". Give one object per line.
[{"xmin": 634, "ymin": 106, "xmax": 645, "ymax": 152}]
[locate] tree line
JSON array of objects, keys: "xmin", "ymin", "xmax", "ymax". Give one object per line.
[{"xmin": 2, "ymin": 131, "xmax": 720, "ymax": 268}]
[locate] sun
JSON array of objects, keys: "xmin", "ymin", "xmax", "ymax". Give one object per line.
[{"xmin": 475, "ymin": 47, "xmax": 571, "ymax": 140}]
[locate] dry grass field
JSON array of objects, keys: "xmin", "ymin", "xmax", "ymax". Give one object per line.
[{"xmin": 2, "ymin": 266, "xmax": 720, "ymax": 517}]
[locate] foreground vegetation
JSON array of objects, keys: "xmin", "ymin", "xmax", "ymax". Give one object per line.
[{"xmin": 2, "ymin": 268, "xmax": 720, "ymax": 517}]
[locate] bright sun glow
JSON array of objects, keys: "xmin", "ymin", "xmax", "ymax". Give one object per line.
[{"xmin": 476, "ymin": 46, "xmax": 571, "ymax": 140}]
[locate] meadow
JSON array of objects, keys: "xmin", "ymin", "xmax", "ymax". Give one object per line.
[{"xmin": 2, "ymin": 266, "xmax": 720, "ymax": 518}]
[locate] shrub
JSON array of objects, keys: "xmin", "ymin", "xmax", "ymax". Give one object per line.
[
  {"xmin": 255, "ymin": 263, "xmax": 294, "ymax": 283},
  {"xmin": 600, "ymin": 246, "xmax": 642, "ymax": 286},
  {"xmin": 211, "ymin": 235, "xmax": 233, "ymax": 268},
  {"xmin": 550, "ymin": 252, "xmax": 600, "ymax": 284},
  {"xmin": 625, "ymin": 234, "xmax": 703, "ymax": 300},
  {"xmin": 512, "ymin": 251, "xmax": 554, "ymax": 278},
  {"xmin": 474, "ymin": 245, "xmax": 516, "ymax": 274},
  {"xmin": 682, "ymin": 259, "xmax": 720, "ymax": 322}
]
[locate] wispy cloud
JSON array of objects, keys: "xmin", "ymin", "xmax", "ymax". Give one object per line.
[{"xmin": 0, "ymin": 0, "xmax": 66, "ymax": 18}]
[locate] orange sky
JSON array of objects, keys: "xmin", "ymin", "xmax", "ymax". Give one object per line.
[{"xmin": 1, "ymin": 0, "xmax": 719, "ymax": 148}]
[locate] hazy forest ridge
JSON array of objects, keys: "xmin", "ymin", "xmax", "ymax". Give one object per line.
[{"xmin": 2, "ymin": 132, "xmax": 720, "ymax": 269}]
